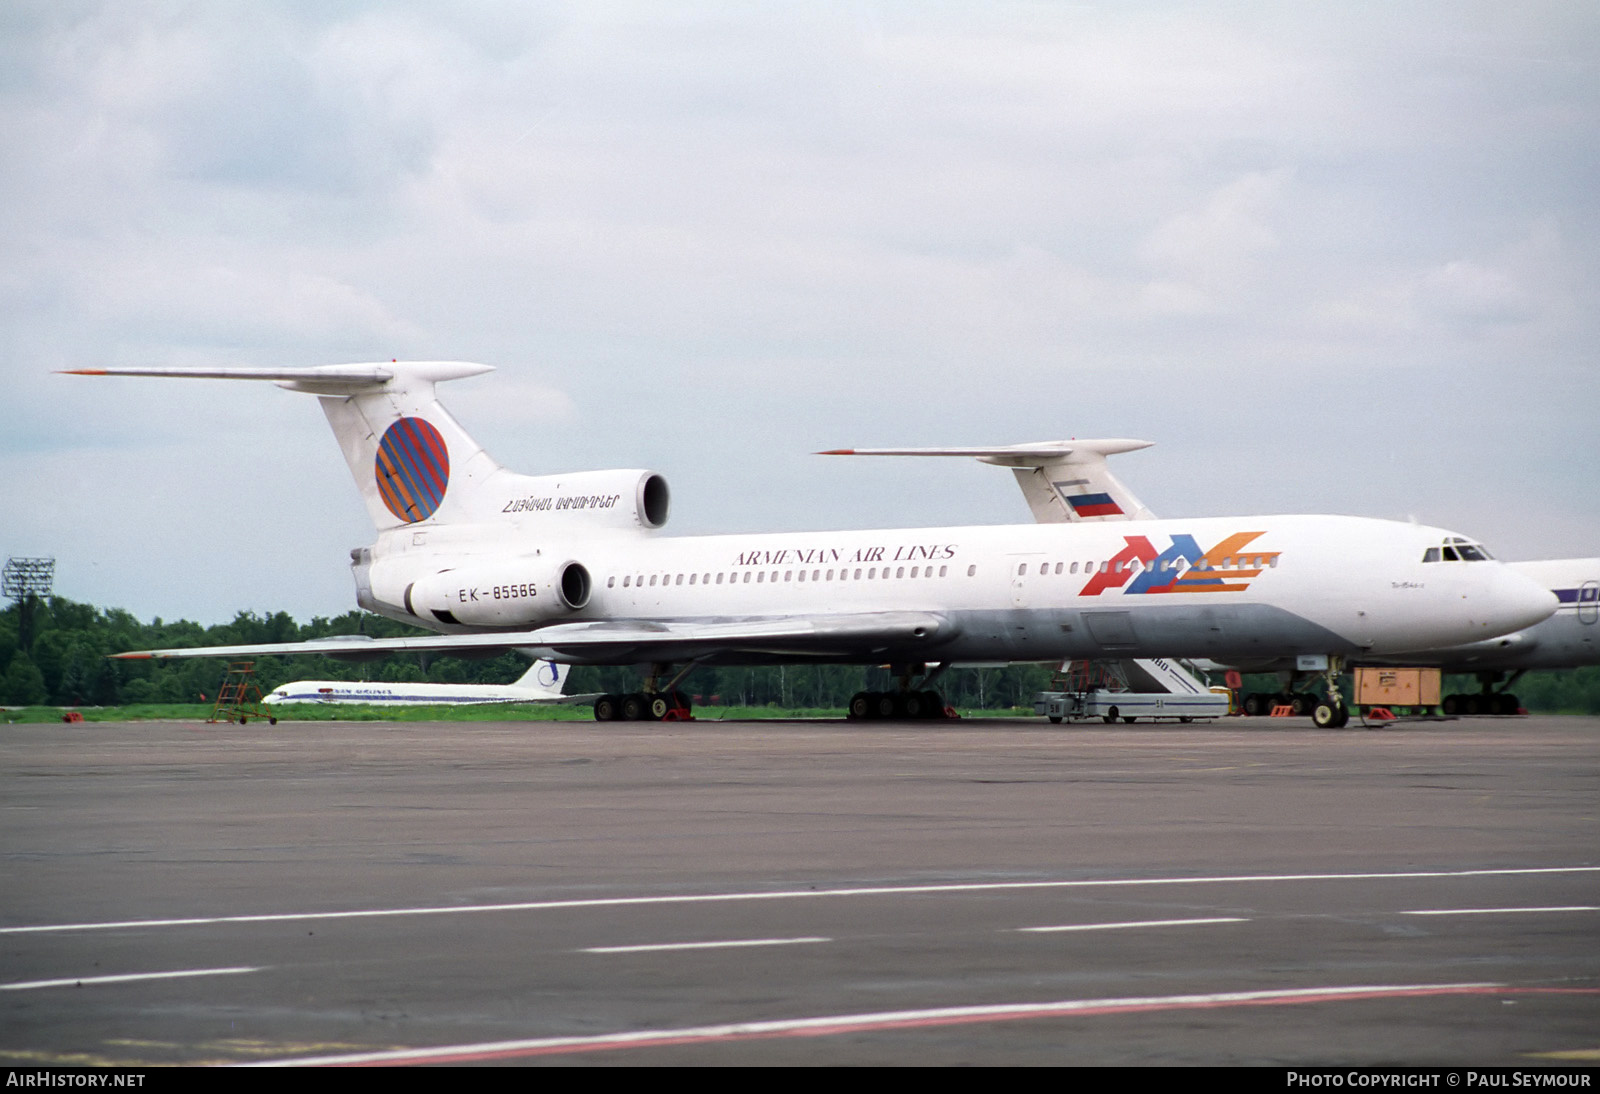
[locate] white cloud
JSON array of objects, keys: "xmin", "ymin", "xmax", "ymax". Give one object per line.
[
  {"xmin": 1414, "ymin": 258, "xmax": 1536, "ymax": 328},
  {"xmin": 1138, "ymin": 170, "xmax": 1289, "ymax": 295},
  {"xmin": 3, "ymin": 2, "xmax": 1597, "ymax": 620}
]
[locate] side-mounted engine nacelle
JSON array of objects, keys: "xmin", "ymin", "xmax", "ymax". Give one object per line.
[
  {"xmin": 399, "ymin": 558, "xmax": 593, "ymax": 628},
  {"xmin": 495, "ymin": 469, "xmax": 670, "ymax": 531}
]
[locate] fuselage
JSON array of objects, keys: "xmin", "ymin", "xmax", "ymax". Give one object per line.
[
  {"xmin": 355, "ymin": 513, "xmax": 1556, "ymax": 667},
  {"xmin": 265, "ymin": 681, "xmax": 554, "ymax": 705},
  {"xmin": 266, "ymin": 659, "xmax": 568, "ymax": 705}
]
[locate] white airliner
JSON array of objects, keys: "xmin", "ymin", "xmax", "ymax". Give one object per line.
[
  {"xmin": 871, "ymin": 442, "xmax": 1594, "ymax": 715},
  {"xmin": 265, "ymin": 659, "xmax": 578, "ymax": 706},
  {"xmin": 70, "ymin": 361, "xmax": 1555, "ymax": 728}
]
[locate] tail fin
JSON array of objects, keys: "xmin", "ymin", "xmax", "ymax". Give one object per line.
[
  {"xmin": 511, "ymin": 659, "xmax": 569, "ymax": 698},
  {"xmin": 818, "ymin": 439, "xmax": 1157, "ymax": 523},
  {"xmin": 303, "ymin": 362, "xmax": 502, "ymax": 531}
]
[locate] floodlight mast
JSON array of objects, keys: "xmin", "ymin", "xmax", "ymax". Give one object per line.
[
  {"xmin": 4, "ymin": 557, "xmax": 55, "ymax": 649},
  {"xmin": 3, "ymin": 557, "xmax": 54, "ymax": 602}
]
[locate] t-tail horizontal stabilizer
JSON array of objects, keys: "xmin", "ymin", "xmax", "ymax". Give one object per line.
[
  {"xmin": 63, "ymin": 362, "xmax": 500, "ymax": 533},
  {"xmin": 818, "ymin": 439, "xmax": 1156, "ymax": 524}
]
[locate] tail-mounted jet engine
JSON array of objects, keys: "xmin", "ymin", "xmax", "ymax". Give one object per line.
[
  {"xmin": 401, "ymin": 559, "xmax": 593, "ymax": 627},
  {"xmin": 496, "ymin": 470, "xmax": 670, "ymax": 531}
]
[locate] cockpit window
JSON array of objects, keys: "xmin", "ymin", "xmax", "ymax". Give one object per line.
[{"xmin": 1424, "ymin": 539, "xmax": 1494, "ymax": 562}]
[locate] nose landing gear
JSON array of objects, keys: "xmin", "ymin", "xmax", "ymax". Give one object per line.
[{"xmin": 1310, "ymin": 655, "xmax": 1350, "ymax": 728}]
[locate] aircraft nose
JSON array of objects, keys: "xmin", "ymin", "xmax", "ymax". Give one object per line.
[{"xmin": 1488, "ymin": 567, "xmax": 1558, "ymax": 635}]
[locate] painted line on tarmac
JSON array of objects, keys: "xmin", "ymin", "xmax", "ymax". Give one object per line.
[
  {"xmin": 1018, "ymin": 917, "xmax": 1247, "ymax": 933},
  {"xmin": 245, "ymin": 982, "xmax": 1599, "ymax": 1066},
  {"xmin": 7, "ymin": 866, "xmax": 1597, "ymax": 936},
  {"xmin": 2, "ymin": 966, "xmax": 259, "ymax": 991},
  {"xmin": 581, "ymin": 936, "xmax": 831, "ymax": 954},
  {"xmin": 1401, "ymin": 906, "xmax": 1600, "ymax": 916}
]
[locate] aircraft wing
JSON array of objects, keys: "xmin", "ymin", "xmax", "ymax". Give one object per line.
[{"xmin": 111, "ymin": 612, "xmax": 951, "ymax": 664}]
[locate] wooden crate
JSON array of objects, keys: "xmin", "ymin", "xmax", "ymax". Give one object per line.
[{"xmin": 1354, "ymin": 667, "xmax": 1441, "ymax": 707}]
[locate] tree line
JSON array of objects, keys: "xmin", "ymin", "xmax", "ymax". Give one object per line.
[
  {"xmin": 3, "ymin": 594, "xmax": 1597, "ymax": 713},
  {"xmin": 0, "ymin": 596, "xmax": 1058, "ymax": 710}
]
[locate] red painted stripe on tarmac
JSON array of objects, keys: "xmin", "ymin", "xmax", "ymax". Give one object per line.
[{"xmin": 248, "ymin": 984, "xmax": 1600, "ymax": 1066}]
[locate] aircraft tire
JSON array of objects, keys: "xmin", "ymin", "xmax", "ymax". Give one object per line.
[
  {"xmin": 1442, "ymin": 694, "xmax": 1461, "ymax": 716},
  {"xmin": 873, "ymin": 692, "xmax": 898, "ymax": 719},
  {"xmin": 621, "ymin": 693, "xmax": 651, "ymax": 721},
  {"xmin": 649, "ymin": 695, "xmax": 670, "ymax": 720},
  {"xmin": 1241, "ymin": 693, "xmax": 1266, "ymax": 717},
  {"xmin": 848, "ymin": 692, "xmax": 873, "ymax": 720},
  {"xmin": 901, "ymin": 692, "xmax": 925, "ymax": 719},
  {"xmin": 1499, "ymin": 693, "xmax": 1521, "ymax": 715},
  {"xmin": 920, "ymin": 690, "xmax": 944, "ymax": 718},
  {"xmin": 1312, "ymin": 700, "xmax": 1349, "ymax": 729},
  {"xmin": 593, "ymin": 694, "xmax": 620, "ymax": 721},
  {"xmin": 1289, "ymin": 693, "xmax": 1313, "ymax": 716}
]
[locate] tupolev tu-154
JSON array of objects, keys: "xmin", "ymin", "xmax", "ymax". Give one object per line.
[{"xmin": 70, "ymin": 361, "xmax": 1555, "ymax": 727}]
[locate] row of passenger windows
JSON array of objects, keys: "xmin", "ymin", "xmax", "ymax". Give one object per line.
[
  {"xmin": 1015, "ymin": 555, "xmax": 1278, "ymax": 577},
  {"xmin": 601, "ymin": 554, "xmax": 1286, "ymax": 589},
  {"xmin": 605, "ymin": 564, "xmax": 970, "ymax": 590}
]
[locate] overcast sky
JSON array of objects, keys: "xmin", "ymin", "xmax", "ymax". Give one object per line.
[{"xmin": 3, "ymin": 2, "xmax": 1596, "ymax": 623}]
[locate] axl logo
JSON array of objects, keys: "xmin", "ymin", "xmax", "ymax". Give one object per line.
[{"xmin": 1079, "ymin": 532, "xmax": 1279, "ymax": 597}]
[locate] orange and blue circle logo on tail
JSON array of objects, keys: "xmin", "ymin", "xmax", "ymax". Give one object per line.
[{"xmin": 375, "ymin": 418, "xmax": 450, "ymax": 522}]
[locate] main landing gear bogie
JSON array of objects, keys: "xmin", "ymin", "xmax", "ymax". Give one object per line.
[
  {"xmin": 1440, "ymin": 692, "xmax": 1522, "ymax": 717},
  {"xmin": 848, "ymin": 662, "xmax": 957, "ymax": 722},
  {"xmin": 594, "ymin": 690, "xmax": 692, "ymax": 722},
  {"xmin": 847, "ymin": 689, "xmax": 952, "ymax": 721},
  {"xmin": 1240, "ymin": 691, "xmax": 1318, "ymax": 717}
]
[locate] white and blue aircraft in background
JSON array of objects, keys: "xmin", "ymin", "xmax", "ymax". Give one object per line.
[
  {"xmin": 265, "ymin": 659, "xmax": 584, "ymax": 707},
  {"xmin": 70, "ymin": 361, "xmax": 1555, "ymax": 727}
]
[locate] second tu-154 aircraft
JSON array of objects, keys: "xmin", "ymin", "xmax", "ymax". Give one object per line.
[{"xmin": 72, "ymin": 361, "xmax": 1555, "ymax": 727}]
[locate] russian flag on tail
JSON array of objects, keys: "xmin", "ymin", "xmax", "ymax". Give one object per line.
[{"xmin": 1066, "ymin": 492, "xmax": 1124, "ymax": 518}]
